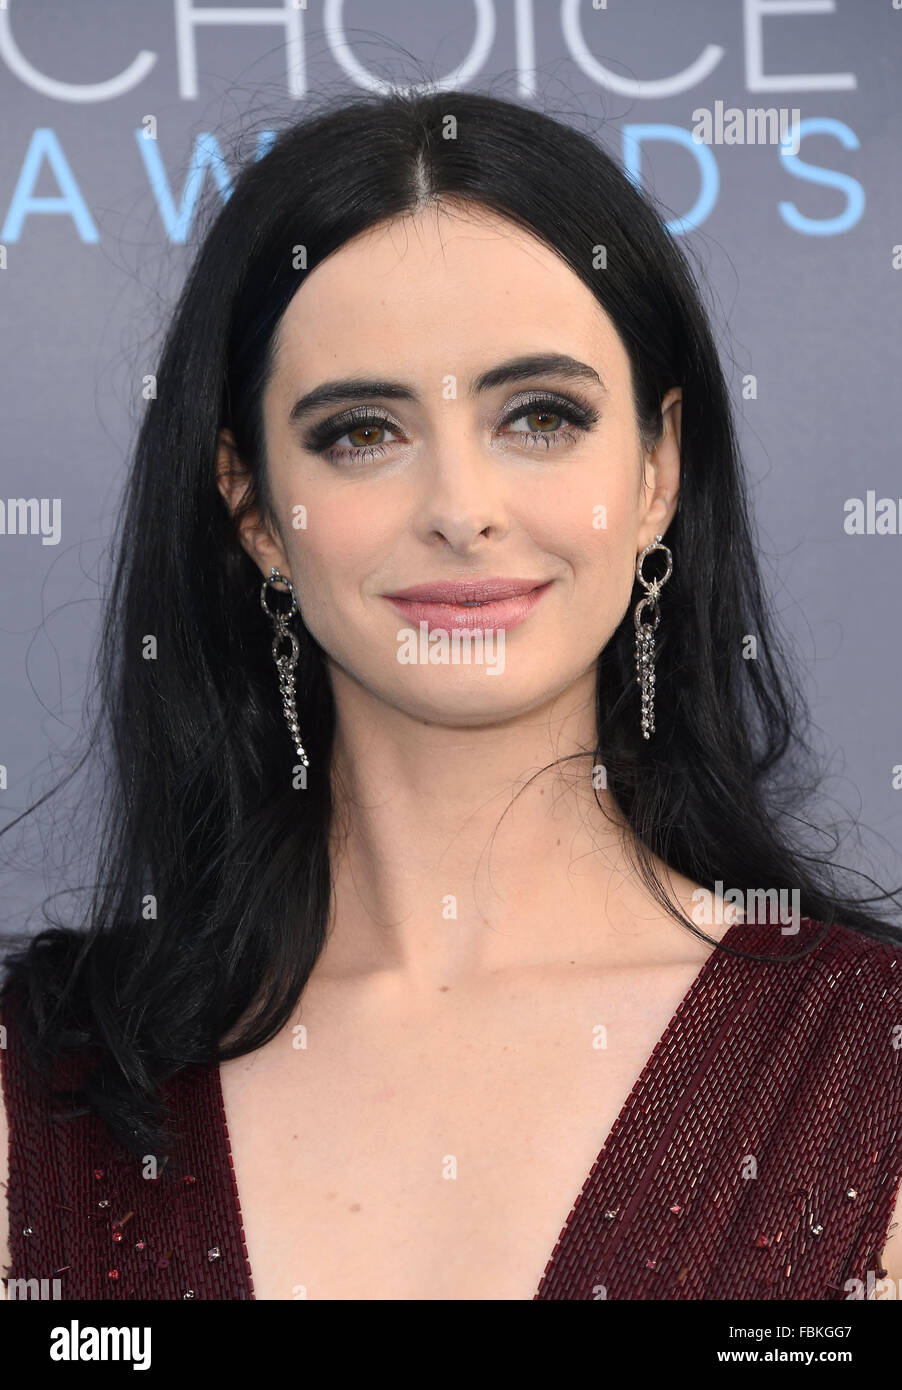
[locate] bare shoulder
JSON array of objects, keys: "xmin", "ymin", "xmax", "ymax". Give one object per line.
[{"xmin": 634, "ymin": 870, "xmax": 744, "ymax": 963}]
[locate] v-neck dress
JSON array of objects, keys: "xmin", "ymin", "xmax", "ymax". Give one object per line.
[{"xmin": 3, "ymin": 916, "xmax": 902, "ymax": 1300}]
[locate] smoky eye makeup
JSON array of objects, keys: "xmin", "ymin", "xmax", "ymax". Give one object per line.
[
  {"xmin": 497, "ymin": 388, "xmax": 600, "ymax": 432},
  {"xmin": 299, "ymin": 386, "xmax": 602, "ymax": 461},
  {"xmin": 301, "ymin": 406, "xmax": 404, "ymax": 455}
]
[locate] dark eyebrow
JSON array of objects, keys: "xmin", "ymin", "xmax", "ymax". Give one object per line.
[{"xmin": 287, "ymin": 353, "xmax": 606, "ymax": 424}]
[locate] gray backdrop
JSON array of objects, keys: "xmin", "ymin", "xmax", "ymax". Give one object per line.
[{"xmin": 1, "ymin": 1, "xmax": 900, "ymax": 932}]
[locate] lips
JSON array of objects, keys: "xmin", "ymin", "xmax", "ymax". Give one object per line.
[
  {"xmin": 383, "ymin": 578, "xmax": 552, "ymax": 632},
  {"xmin": 385, "ymin": 578, "xmax": 547, "ymax": 603}
]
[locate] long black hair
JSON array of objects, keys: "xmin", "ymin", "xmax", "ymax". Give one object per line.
[{"xmin": 2, "ymin": 86, "xmax": 900, "ymax": 1162}]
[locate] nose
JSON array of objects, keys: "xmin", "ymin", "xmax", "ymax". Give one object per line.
[{"xmin": 414, "ymin": 439, "xmax": 510, "ymax": 552}]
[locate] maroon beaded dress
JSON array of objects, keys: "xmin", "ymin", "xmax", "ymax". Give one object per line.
[{"xmin": 2, "ymin": 915, "xmax": 902, "ymax": 1300}]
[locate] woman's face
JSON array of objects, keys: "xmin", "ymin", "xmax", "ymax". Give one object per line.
[{"xmin": 219, "ymin": 202, "xmax": 680, "ymax": 725}]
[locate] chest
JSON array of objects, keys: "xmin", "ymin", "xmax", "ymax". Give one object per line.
[{"xmin": 217, "ymin": 962, "xmax": 705, "ymax": 1300}]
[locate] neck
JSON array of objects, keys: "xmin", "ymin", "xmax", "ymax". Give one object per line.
[{"xmin": 318, "ymin": 665, "xmax": 688, "ymax": 992}]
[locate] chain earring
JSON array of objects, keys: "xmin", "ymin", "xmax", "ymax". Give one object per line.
[
  {"xmin": 260, "ymin": 566, "xmax": 309, "ymax": 769},
  {"xmin": 634, "ymin": 533, "xmax": 673, "ymax": 740}
]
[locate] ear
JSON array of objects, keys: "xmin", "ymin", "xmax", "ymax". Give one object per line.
[
  {"xmin": 637, "ymin": 387, "xmax": 681, "ymax": 551},
  {"xmin": 216, "ymin": 428, "xmax": 290, "ymax": 578}
]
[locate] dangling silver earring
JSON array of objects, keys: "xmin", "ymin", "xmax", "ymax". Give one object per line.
[
  {"xmin": 634, "ymin": 534, "xmax": 673, "ymax": 740},
  {"xmin": 260, "ymin": 566, "xmax": 309, "ymax": 769}
]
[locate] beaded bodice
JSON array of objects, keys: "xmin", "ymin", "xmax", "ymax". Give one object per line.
[{"xmin": 3, "ymin": 916, "xmax": 902, "ymax": 1300}]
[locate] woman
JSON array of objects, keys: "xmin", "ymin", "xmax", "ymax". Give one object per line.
[{"xmin": 1, "ymin": 87, "xmax": 901, "ymax": 1302}]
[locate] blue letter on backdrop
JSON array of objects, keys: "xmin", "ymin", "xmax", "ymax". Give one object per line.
[
  {"xmin": 779, "ymin": 118, "xmax": 864, "ymax": 236},
  {"xmin": 621, "ymin": 124, "xmax": 719, "ymax": 236},
  {"xmin": 2, "ymin": 129, "xmax": 98, "ymax": 242}
]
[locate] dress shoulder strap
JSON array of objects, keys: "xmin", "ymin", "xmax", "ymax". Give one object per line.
[
  {"xmin": 537, "ymin": 918, "xmax": 902, "ymax": 1300},
  {"xmin": 0, "ymin": 982, "xmax": 253, "ymax": 1300}
]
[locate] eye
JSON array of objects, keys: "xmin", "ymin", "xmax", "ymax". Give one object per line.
[
  {"xmin": 305, "ymin": 390, "xmax": 599, "ymax": 464},
  {"xmin": 307, "ymin": 412, "xmax": 403, "ymax": 463},
  {"xmin": 501, "ymin": 404, "xmax": 572, "ymax": 446},
  {"xmin": 496, "ymin": 393, "xmax": 599, "ymax": 450}
]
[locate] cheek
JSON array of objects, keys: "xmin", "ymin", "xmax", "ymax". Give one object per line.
[
  {"xmin": 530, "ymin": 468, "xmax": 640, "ymax": 576},
  {"xmin": 280, "ymin": 488, "xmax": 390, "ymax": 606}
]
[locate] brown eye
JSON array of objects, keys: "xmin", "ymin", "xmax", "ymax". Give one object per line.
[
  {"xmin": 525, "ymin": 410, "xmax": 562, "ymax": 431},
  {"xmin": 496, "ymin": 393, "xmax": 597, "ymax": 446},
  {"xmin": 347, "ymin": 422, "xmax": 387, "ymax": 448},
  {"xmin": 309, "ymin": 411, "xmax": 404, "ymax": 463}
]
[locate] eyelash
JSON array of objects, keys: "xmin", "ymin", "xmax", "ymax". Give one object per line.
[{"xmin": 304, "ymin": 391, "xmax": 600, "ymax": 465}]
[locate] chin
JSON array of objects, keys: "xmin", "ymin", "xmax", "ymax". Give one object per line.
[{"xmin": 386, "ymin": 679, "xmax": 557, "ymax": 727}]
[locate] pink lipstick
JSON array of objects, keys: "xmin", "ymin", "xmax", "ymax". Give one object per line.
[{"xmin": 383, "ymin": 578, "xmax": 553, "ymax": 632}]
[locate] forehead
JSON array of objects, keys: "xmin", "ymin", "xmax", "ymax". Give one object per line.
[{"xmin": 268, "ymin": 203, "xmax": 629, "ymax": 396}]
